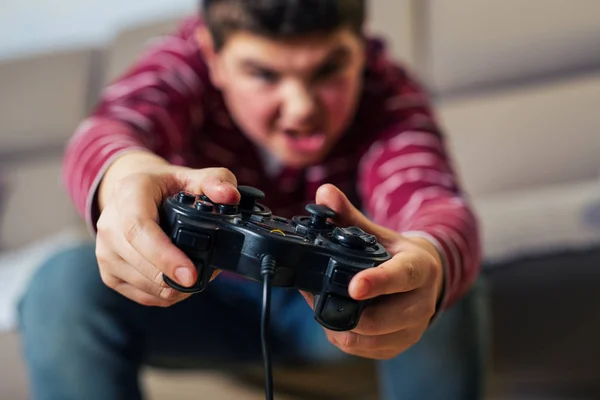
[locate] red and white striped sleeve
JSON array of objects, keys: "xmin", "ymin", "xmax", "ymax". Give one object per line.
[
  {"xmin": 358, "ymin": 64, "xmax": 482, "ymax": 310},
  {"xmin": 62, "ymin": 17, "xmax": 207, "ymax": 232}
]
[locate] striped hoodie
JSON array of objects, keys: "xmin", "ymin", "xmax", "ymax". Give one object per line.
[{"xmin": 63, "ymin": 17, "xmax": 481, "ymax": 310}]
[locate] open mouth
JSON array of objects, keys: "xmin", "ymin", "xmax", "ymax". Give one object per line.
[{"xmin": 282, "ymin": 130, "xmax": 326, "ymax": 153}]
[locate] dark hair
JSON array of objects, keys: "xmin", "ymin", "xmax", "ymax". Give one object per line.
[{"xmin": 202, "ymin": 0, "xmax": 366, "ymax": 50}]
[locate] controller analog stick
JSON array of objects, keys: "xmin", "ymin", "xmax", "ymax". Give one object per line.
[
  {"xmin": 177, "ymin": 192, "xmax": 196, "ymax": 205},
  {"xmin": 332, "ymin": 226, "xmax": 377, "ymax": 249},
  {"xmin": 305, "ymin": 204, "xmax": 336, "ymax": 230},
  {"xmin": 238, "ymin": 185, "xmax": 265, "ymax": 213}
]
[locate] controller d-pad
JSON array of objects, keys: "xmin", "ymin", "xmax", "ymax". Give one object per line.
[
  {"xmin": 218, "ymin": 204, "xmax": 238, "ymax": 215},
  {"xmin": 332, "ymin": 226, "xmax": 377, "ymax": 249},
  {"xmin": 195, "ymin": 200, "xmax": 214, "ymax": 212},
  {"xmin": 319, "ymin": 295, "xmax": 360, "ymax": 329},
  {"xmin": 177, "ymin": 192, "xmax": 196, "ymax": 205}
]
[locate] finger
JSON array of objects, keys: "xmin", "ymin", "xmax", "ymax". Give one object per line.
[
  {"xmin": 118, "ymin": 168, "xmax": 239, "ymax": 287},
  {"xmin": 326, "ymin": 328, "xmax": 419, "ymax": 360},
  {"xmin": 114, "ymin": 280, "xmax": 176, "ymax": 308},
  {"xmin": 106, "ymin": 229, "xmax": 170, "ymax": 288},
  {"xmin": 176, "ymin": 167, "xmax": 240, "ymax": 205},
  {"xmin": 112, "ymin": 178, "xmax": 198, "ymax": 288},
  {"xmin": 110, "ymin": 257, "xmax": 190, "ymax": 302},
  {"xmin": 352, "ymin": 291, "xmax": 434, "ymax": 336},
  {"xmin": 315, "ymin": 184, "xmax": 399, "ymax": 246},
  {"xmin": 299, "ymin": 291, "xmax": 315, "ymax": 309},
  {"xmin": 96, "ymin": 240, "xmax": 187, "ymax": 302},
  {"xmin": 349, "ymin": 253, "xmax": 427, "ymax": 300}
]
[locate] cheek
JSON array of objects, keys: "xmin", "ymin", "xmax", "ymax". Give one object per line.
[
  {"xmin": 226, "ymin": 86, "xmax": 278, "ymax": 137},
  {"xmin": 319, "ymin": 77, "xmax": 361, "ymax": 130}
]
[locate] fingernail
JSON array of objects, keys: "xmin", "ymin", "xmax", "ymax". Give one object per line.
[
  {"xmin": 160, "ymin": 287, "xmax": 174, "ymax": 300},
  {"xmin": 352, "ymin": 278, "xmax": 370, "ymax": 299},
  {"xmin": 175, "ymin": 267, "xmax": 194, "ymax": 287}
]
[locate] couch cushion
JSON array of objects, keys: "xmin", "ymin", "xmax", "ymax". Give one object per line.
[
  {"xmin": 436, "ymin": 71, "xmax": 600, "ymax": 196},
  {"xmin": 0, "ymin": 332, "xmax": 29, "ymax": 400},
  {"xmin": 0, "ymin": 155, "xmax": 83, "ymax": 251},
  {"xmin": 473, "ymin": 179, "xmax": 600, "ymax": 263},
  {"xmin": 420, "ymin": 0, "xmax": 600, "ymax": 95},
  {"xmin": 104, "ymin": 18, "xmax": 182, "ymax": 84},
  {"xmin": 0, "ymin": 48, "xmax": 98, "ymax": 155},
  {"xmin": 0, "ymin": 174, "xmax": 5, "ymax": 246}
]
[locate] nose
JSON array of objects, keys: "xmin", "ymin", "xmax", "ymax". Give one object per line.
[{"xmin": 281, "ymin": 81, "xmax": 318, "ymax": 128}]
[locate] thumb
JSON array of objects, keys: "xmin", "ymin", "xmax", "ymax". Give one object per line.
[
  {"xmin": 315, "ymin": 184, "xmax": 398, "ymax": 246},
  {"xmin": 175, "ymin": 167, "xmax": 240, "ymax": 205}
]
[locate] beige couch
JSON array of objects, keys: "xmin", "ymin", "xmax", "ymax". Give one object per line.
[{"xmin": 1, "ymin": 1, "xmax": 599, "ymax": 398}]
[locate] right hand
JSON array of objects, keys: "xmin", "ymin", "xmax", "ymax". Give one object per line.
[{"xmin": 95, "ymin": 152, "xmax": 240, "ymax": 307}]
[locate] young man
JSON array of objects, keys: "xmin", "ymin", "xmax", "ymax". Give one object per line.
[{"xmin": 18, "ymin": 1, "xmax": 488, "ymax": 399}]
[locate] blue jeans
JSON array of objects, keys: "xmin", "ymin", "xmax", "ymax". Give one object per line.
[{"xmin": 18, "ymin": 243, "xmax": 489, "ymax": 400}]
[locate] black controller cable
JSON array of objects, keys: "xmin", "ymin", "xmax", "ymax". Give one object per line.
[{"xmin": 260, "ymin": 255, "xmax": 277, "ymax": 400}]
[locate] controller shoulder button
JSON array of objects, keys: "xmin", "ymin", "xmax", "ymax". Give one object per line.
[
  {"xmin": 175, "ymin": 229, "xmax": 211, "ymax": 251},
  {"xmin": 318, "ymin": 294, "xmax": 360, "ymax": 330}
]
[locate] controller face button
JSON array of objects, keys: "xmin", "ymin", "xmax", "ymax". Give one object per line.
[
  {"xmin": 218, "ymin": 204, "xmax": 238, "ymax": 215},
  {"xmin": 273, "ymin": 216, "xmax": 288, "ymax": 224},
  {"xmin": 320, "ymin": 295, "xmax": 359, "ymax": 328},
  {"xmin": 177, "ymin": 192, "xmax": 196, "ymax": 205},
  {"xmin": 195, "ymin": 200, "xmax": 214, "ymax": 212},
  {"xmin": 332, "ymin": 226, "xmax": 377, "ymax": 249},
  {"xmin": 176, "ymin": 229, "xmax": 211, "ymax": 251}
]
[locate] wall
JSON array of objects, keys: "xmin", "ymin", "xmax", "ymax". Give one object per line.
[{"xmin": 0, "ymin": 0, "xmax": 196, "ymax": 61}]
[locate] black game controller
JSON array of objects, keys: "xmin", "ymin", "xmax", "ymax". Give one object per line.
[{"xmin": 159, "ymin": 186, "xmax": 391, "ymax": 331}]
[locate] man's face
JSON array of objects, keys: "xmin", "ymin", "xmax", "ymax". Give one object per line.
[{"xmin": 201, "ymin": 27, "xmax": 366, "ymax": 168}]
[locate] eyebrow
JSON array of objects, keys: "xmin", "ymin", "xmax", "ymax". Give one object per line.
[{"xmin": 239, "ymin": 44, "xmax": 353, "ymax": 73}]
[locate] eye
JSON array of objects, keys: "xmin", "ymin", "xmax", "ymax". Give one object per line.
[
  {"xmin": 314, "ymin": 62, "xmax": 343, "ymax": 81},
  {"xmin": 252, "ymin": 68, "xmax": 280, "ymax": 84}
]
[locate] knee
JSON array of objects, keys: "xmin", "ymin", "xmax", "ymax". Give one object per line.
[{"xmin": 17, "ymin": 243, "xmax": 105, "ymax": 360}]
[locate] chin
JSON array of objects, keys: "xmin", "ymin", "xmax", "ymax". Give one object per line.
[{"xmin": 284, "ymin": 152, "xmax": 327, "ymax": 168}]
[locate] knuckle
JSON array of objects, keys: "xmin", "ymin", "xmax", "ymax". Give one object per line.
[
  {"xmin": 357, "ymin": 311, "xmax": 382, "ymax": 335},
  {"xmin": 132, "ymin": 275, "xmax": 161, "ymax": 297},
  {"xmin": 423, "ymin": 302, "xmax": 437, "ymax": 319},
  {"xmin": 135, "ymin": 293, "xmax": 169, "ymax": 308},
  {"xmin": 99, "ymin": 270, "xmax": 117, "ymax": 288},
  {"xmin": 403, "ymin": 303, "xmax": 420, "ymax": 321},
  {"xmin": 96, "ymin": 215, "xmax": 108, "ymax": 234},
  {"xmin": 153, "ymin": 251, "xmax": 177, "ymax": 274},
  {"xmin": 340, "ymin": 332, "xmax": 359, "ymax": 352},
  {"xmin": 214, "ymin": 167, "xmax": 237, "ymax": 184},
  {"xmin": 373, "ymin": 350, "xmax": 397, "ymax": 361},
  {"xmin": 94, "ymin": 243, "xmax": 109, "ymax": 264},
  {"xmin": 136, "ymin": 295, "xmax": 157, "ymax": 307},
  {"xmin": 123, "ymin": 218, "xmax": 145, "ymax": 244},
  {"xmin": 404, "ymin": 261, "xmax": 420, "ymax": 287}
]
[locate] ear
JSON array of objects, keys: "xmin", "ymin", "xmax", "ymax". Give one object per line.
[{"xmin": 196, "ymin": 26, "xmax": 223, "ymax": 88}]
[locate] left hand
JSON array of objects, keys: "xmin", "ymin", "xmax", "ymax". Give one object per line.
[{"xmin": 300, "ymin": 184, "xmax": 445, "ymax": 360}]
